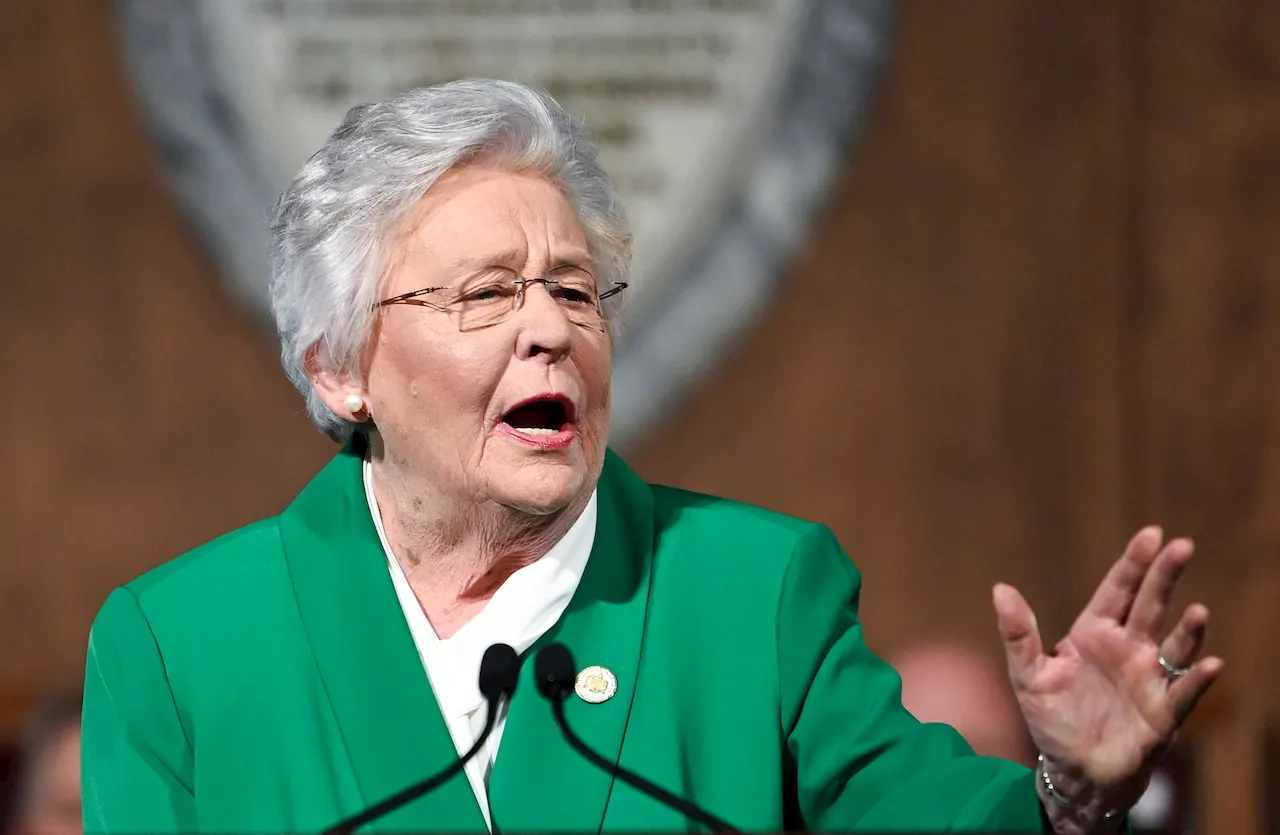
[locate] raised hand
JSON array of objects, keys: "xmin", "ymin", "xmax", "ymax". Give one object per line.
[{"xmin": 992, "ymin": 527, "xmax": 1223, "ymax": 827}]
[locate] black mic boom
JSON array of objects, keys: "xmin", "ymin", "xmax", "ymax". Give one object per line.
[
  {"xmin": 322, "ymin": 643, "xmax": 521, "ymax": 835},
  {"xmin": 534, "ymin": 643, "xmax": 743, "ymax": 834}
]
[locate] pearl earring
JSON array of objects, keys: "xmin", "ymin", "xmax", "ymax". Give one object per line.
[{"xmin": 343, "ymin": 393, "xmax": 365, "ymax": 415}]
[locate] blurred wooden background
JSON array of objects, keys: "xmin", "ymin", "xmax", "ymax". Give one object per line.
[{"xmin": 1, "ymin": 1, "xmax": 1277, "ymax": 832}]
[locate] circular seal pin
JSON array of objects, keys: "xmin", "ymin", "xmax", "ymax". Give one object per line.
[{"xmin": 574, "ymin": 665, "xmax": 618, "ymax": 704}]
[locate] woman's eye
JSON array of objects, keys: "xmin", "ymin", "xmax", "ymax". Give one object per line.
[
  {"xmin": 555, "ymin": 288, "xmax": 594, "ymax": 304},
  {"xmin": 459, "ymin": 282, "xmax": 512, "ymax": 303}
]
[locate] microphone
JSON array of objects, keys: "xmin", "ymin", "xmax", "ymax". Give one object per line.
[
  {"xmin": 533, "ymin": 643, "xmax": 743, "ymax": 834},
  {"xmin": 322, "ymin": 643, "xmax": 521, "ymax": 835}
]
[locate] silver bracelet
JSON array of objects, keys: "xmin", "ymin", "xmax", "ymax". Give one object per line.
[{"xmin": 1036, "ymin": 754, "xmax": 1118, "ymax": 821}]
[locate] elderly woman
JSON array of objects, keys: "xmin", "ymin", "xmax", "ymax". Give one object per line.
[{"xmin": 81, "ymin": 79, "xmax": 1219, "ymax": 835}]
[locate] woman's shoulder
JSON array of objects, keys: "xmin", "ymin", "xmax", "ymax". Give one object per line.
[
  {"xmin": 640, "ymin": 484, "xmax": 863, "ymax": 639},
  {"xmin": 649, "ymin": 483, "xmax": 816, "ymax": 537},
  {"xmin": 88, "ymin": 516, "xmax": 298, "ymax": 678},
  {"xmin": 120, "ymin": 516, "xmax": 288, "ymax": 612},
  {"xmin": 646, "ymin": 483, "xmax": 849, "ymax": 575}
]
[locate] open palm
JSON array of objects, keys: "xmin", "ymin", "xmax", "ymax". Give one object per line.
[{"xmin": 993, "ymin": 527, "xmax": 1223, "ymax": 812}]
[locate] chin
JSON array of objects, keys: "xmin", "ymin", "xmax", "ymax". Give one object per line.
[{"xmin": 489, "ymin": 456, "xmax": 591, "ymax": 516}]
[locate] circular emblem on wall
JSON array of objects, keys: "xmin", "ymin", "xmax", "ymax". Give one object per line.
[{"xmin": 112, "ymin": 0, "xmax": 896, "ymax": 449}]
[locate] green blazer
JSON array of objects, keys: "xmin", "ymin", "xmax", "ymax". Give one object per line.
[{"xmin": 82, "ymin": 443, "xmax": 1047, "ymax": 833}]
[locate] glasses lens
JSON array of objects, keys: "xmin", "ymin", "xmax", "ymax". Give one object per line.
[
  {"xmin": 431, "ymin": 271, "xmax": 618, "ymax": 332},
  {"xmin": 544, "ymin": 270, "xmax": 607, "ymax": 329},
  {"xmin": 451, "ymin": 276, "xmax": 517, "ymax": 330}
]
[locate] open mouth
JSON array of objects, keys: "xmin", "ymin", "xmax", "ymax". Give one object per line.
[{"xmin": 500, "ymin": 395, "xmax": 576, "ymax": 438}]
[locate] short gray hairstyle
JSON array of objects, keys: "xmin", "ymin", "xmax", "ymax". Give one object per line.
[{"xmin": 269, "ymin": 78, "xmax": 633, "ymax": 442}]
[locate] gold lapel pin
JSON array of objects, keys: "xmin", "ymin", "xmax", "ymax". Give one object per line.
[{"xmin": 574, "ymin": 665, "xmax": 618, "ymax": 704}]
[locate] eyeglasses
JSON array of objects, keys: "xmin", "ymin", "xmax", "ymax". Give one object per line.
[{"xmin": 376, "ymin": 266, "xmax": 627, "ymax": 332}]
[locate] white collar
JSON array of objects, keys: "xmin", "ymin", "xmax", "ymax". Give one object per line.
[{"xmin": 363, "ymin": 456, "xmax": 596, "ymax": 717}]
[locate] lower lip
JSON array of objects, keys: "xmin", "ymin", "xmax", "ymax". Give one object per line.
[{"xmin": 495, "ymin": 422, "xmax": 577, "ymax": 450}]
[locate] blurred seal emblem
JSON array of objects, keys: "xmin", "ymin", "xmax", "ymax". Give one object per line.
[{"xmin": 112, "ymin": 0, "xmax": 896, "ymax": 448}]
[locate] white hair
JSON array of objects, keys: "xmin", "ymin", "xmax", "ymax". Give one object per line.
[{"xmin": 269, "ymin": 78, "xmax": 633, "ymax": 442}]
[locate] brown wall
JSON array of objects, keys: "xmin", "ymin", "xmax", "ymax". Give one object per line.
[
  {"xmin": 2, "ymin": 0, "xmax": 1278, "ymax": 831},
  {"xmin": 636, "ymin": 3, "xmax": 1280, "ymax": 829}
]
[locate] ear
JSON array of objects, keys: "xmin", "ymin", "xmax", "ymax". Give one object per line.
[{"xmin": 306, "ymin": 343, "xmax": 369, "ymax": 422}]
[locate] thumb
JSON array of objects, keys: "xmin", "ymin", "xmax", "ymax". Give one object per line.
[{"xmin": 993, "ymin": 582, "xmax": 1044, "ymax": 685}]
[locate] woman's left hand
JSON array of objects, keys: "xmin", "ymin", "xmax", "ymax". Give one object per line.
[{"xmin": 992, "ymin": 526, "xmax": 1223, "ymax": 830}]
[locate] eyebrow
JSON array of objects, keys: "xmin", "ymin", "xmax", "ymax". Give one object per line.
[{"xmin": 447, "ymin": 248, "xmax": 595, "ymax": 274}]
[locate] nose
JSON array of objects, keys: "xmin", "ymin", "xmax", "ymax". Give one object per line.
[{"xmin": 513, "ymin": 281, "xmax": 573, "ymax": 363}]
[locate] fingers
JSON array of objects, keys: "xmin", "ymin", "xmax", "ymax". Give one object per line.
[
  {"xmin": 1168, "ymin": 655, "xmax": 1224, "ymax": 726},
  {"xmin": 1084, "ymin": 526, "xmax": 1164, "ymax": 621},
  {"xmin": 1127, "ymin": 538, "xmax": 1196, "ymax": 637},
  {"xmin": 993, "ymin": 583, "xmax": 1043, "ymax": 685},
  {"xmin": 1160, "ymin": 604, "xmax": 1216, "ymax": 732},
  {"xmin": 1159, "ymin": 603, "xmax": 1209, "ymax": 668}
]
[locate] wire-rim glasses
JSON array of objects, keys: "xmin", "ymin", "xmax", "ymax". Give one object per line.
[{"xmin": 375, "ymin": 268, "xmax": 628, "ymax": 332}]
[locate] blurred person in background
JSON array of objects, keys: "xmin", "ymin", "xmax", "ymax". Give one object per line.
[
  {"xmin": 8, "ymin": 695, "xmax": 81, "ymax": 835},
  {"xmin": 80, "ymin": 78, "xmax": 1221, "ymax": 835},
  {"xmin": 891, "ymin": 641, "xmax": 1035, "ymax": 766}
]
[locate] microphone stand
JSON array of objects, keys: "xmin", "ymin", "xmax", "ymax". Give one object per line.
[
  {"xmin": 535, "ymin": 643, "xmax": 742, "ymax": 834},
  {"xmin": 321, "ymin": 702, "xmax": 497, "ymax": 835},
  {"xmin": 320, "ymin": 642, "xmax": 521, "ymax": 835},
  {"xmin": 547, "ymin": 698, "xmax": 743, "ymax": 834}
]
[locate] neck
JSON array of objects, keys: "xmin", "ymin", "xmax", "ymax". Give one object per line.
[{"xmin": 367, "ymin": 442, "xmax": 586, "ymax": 630}]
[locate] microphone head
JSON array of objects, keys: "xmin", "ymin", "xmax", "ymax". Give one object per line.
[
  {"xmin": 478, "ymin": 643, "xmax": 520, "ymax": 702},
  {"xmin": 534, "ymin": 643, "xmax": 577, "ymax": 702}
]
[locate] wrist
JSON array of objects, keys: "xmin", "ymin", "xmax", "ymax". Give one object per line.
[{"xmin": 1036, "ymin": 754, "xmax": 1124, "ymax": 834}]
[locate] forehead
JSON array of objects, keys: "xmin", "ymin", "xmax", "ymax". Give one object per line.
[{"xmin": 402, "ymin": 165, "xmax": 590, "ymax": 267}]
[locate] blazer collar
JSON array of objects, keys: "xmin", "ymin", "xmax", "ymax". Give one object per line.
[
  {"xmin": 279, "ymin": 440, "xmax": 654, "ymax": 834},
  {"xmin": 488, "ymin": 449, "xmax": 654, "ymax": 834},
  {"xmin": 279, "ymin": 439, "xmax": 484, "ymax": 833}
]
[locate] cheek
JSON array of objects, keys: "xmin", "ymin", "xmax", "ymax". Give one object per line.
[
  {"xmin": 579, "ymin": 335, "xmax": 613, "ymax": 412},
  {"xmin": 370, "ymin": 323, "xmax": 505, "ymax": 422}
]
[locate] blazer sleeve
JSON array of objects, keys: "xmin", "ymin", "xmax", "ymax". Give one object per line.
[
  {"xmin": 779, "ymin": 524, "xmax": 1048, "ymax": 833},
  {"xmin": 82, "ymin": 587, "xmax": 198, "ymax": 834}
]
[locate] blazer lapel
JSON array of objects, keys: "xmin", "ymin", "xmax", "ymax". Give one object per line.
[
  {"xmin": 488, "ymin": 451, "xmax": 654, "ymax": 834},
  {"xmin": 279, "ymin": 441, "xmax": 488, "ymax": 834}
]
